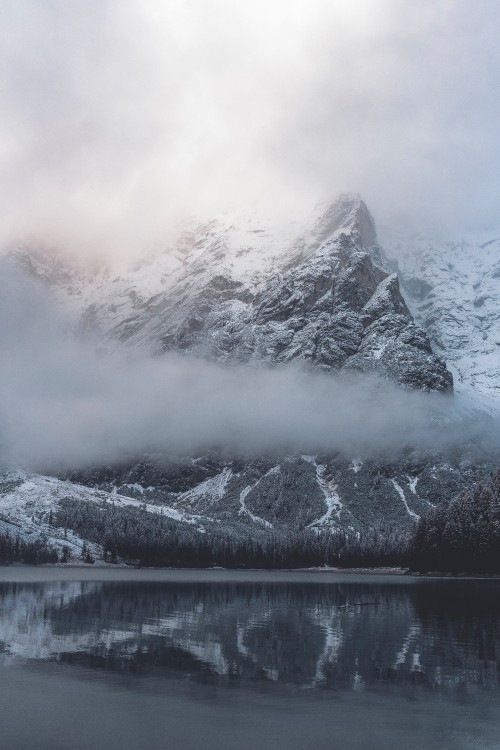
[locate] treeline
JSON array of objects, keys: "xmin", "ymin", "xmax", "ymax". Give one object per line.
[
  {"xmin": 0, "ymin": 533, "xmax": 59, "ymax": 565},
  {"xmin": 54, "ymin": 499, "xmax": 409, "ymax": 568},
  {"xmin": 2, "ymin": 468, "xmax": 499, "ymax": 570},
  {"xmin": 408, "ymin": 468, "xmax": 500, "ymax": 573},
  {"xmin": 56, "ymin": 466, "xmax": 499, "ymax": 572}
]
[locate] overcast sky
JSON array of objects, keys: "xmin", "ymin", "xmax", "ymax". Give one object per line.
[{"xmin": 1, "ymin": 0, "xmax": 499, "ymax": 258}]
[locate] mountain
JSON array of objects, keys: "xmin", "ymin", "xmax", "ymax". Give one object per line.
[
  {"xmin": 0, "ymin": 194, "xmax": 496, "ymax": 563},
  {"xmin": 64, "ymin": 195, "xmax": 453, "ymax": 392}
]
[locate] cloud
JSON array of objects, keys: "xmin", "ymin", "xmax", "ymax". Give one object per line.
[
  {"xmin": 0, "ymin": 266, "xmax": 497, "ymax": 471},
  {"xmin": 0, "ymin": 0, "xmax": 500, "ymax": 259}
]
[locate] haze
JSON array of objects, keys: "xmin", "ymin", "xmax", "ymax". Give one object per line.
[{"xmin": 1, "ymin": 0, "xmax": 500, "ymax": 259}]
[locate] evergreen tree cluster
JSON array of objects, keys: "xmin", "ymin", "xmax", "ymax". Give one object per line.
[
  {"xmin": 409, "ymin": 469, "xmax": 500, "ymax": 572},
  {"xmin": 2, "ymin": 469, "xmax": 499, "ymax": 571},
  {"xmin": 54, "ymin": 499, "xmax": 409, "ymax": 568},
  {"xmin": 0, "ymin": 533, "xmax": 59, "ymax": 564}
]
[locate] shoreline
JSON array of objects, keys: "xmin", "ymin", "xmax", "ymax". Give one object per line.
[{"xmin": 0, "ymin": 564, "xmax": 499, "ymax": 583}]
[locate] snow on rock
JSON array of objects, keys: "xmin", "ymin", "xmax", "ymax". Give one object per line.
[
  {"xmin": 390, "ymin": 479, "xmax": 420, "ymax": 521},
  {"xmin": 381, "ymin": 227, "xmax": 500, "ymax": 411},
  {"xmin": 406, "ymin": 475, "xmax": 419, "ymax": 495},
  {"xmin": 350, "ymin": 459, "xmax": 363, "ymax": 474},
  {"xmin": 6, "ymin": 195, "xmax": 453, "ymax": 392},
  {"xmin": 178, "ymin": 467, "xmax": 232, "ymax": 507},
  {"xmin": 303, "ymin": 457, "xmax": 343, "ymax": 530}
]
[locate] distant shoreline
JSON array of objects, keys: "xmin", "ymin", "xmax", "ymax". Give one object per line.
[{"xmin": 0, "ymin": 564, "xmax": 499, "ymax": 583}]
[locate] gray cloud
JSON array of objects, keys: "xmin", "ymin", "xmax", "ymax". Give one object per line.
[{"xmin": 1, "ymin": 0, "xmax": 500, "ymax": 259}]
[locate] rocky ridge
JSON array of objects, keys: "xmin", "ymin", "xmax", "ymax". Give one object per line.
[{"xmin": 74, "ymin": 195, "xmax": 452, "ymax": 392}]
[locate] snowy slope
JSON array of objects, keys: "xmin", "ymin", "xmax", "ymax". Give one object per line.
[
  {"xmin": 75, "ymin": 195, "xmax": 376, "ymax": 348},
  {"xmin": 381, "ymin": 228, "xmax": 500, "ymax": 412},
  {"xmin": 0, "ymin": 469, "xmax": 207, "ymax": 561},
  {"xmin": 74, "ymin": 213, "xmax": 302, "ymax": 349}
]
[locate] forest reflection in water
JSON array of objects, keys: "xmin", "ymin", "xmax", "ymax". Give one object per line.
[
  {"xmin": 0, "ymin": 575, "xmax": 499, "ymax": 692},
  {"xmin": 0, "ymin": 572, "xmax": 499, "ymax": 750}
]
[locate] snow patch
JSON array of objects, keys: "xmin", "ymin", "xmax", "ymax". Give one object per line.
[
  {"xmin": 304, "ymin": 458, "xmax": 343, "ymax": 530},
  {"xmin": 350, "ymin": 459, "xmax": 363, "ymax": 474},
  {"xmin": 180, "ymin": 468, "xmax": 232, "ymax": 506},
  {"xmin": 390, "ymin": 479, "xmax": 419, "ymax": 520},
  {"xmin": 239, "ymin": 486, "xmax": 273, "ymax": 528},
  {"xmin": 406, "ymin": 475, "xmax": 419, "ymax": 494}
]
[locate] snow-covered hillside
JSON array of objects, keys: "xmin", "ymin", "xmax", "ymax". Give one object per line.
[
  {"xmin": 0, "ymin": 469, "xmax": 207, "ymax": 563},
  {"xmin": 381, "ymin": 228, "xmax": 500, "ymax": 412}
]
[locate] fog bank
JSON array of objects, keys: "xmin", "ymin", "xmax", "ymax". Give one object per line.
[{"xmin": 0, "ymin": 274, "xmax": 497, "ymax": 471}]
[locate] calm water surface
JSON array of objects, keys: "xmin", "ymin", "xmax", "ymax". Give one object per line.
[{"xmin": 0, "ymin": 568, "xmax": 499, "ymax": 750}]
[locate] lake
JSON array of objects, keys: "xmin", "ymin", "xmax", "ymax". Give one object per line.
[{"xmin": 0, "ymin": 568, "xmax": 498, "ymax": 750}]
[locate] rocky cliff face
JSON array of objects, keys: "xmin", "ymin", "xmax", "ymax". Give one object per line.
[{"xmin": 73, "ymin": 195, "xmax": 452, "ymax": 392}]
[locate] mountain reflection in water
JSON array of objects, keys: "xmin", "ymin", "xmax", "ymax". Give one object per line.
[{"xmin": 0, "ymin": 577, "xmax": 499, "ymax": 696}]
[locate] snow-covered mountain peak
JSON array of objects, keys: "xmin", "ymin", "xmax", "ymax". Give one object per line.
[
  {"xmin": 308, "ymin": 193, "xmax": 377, "ymax": 250},
  {"xmin": 0, "ymin": 195, "xmax": 452, "ymax": 393},
  {"xmin": 282, "ymin": 194, "xmax": 382, "ymax": 279}
]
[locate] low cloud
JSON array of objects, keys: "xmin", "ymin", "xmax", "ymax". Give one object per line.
[{"xmin": 0, "ymin": 270, "xmax": 497, "ymax": 471}]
